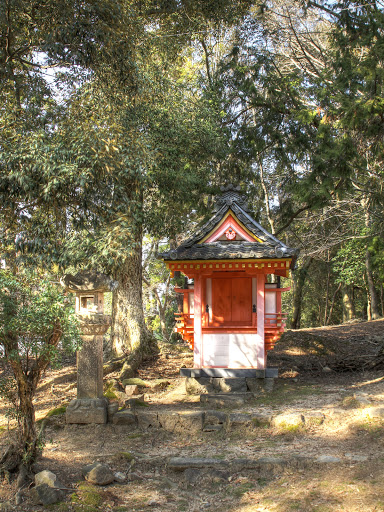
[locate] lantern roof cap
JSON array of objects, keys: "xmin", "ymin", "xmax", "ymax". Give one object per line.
[{"xmin": 61, "ymin": 271, "xmax": 118, "ymax": 293}]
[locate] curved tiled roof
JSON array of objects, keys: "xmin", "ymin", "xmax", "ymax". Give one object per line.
[
  {"xmin": 163, "ymin": 242, "xmax": 296, "ymax": 260},
  {"xmin": 159, "ymin": 187, "xmax": 298, "ymax": 266}
]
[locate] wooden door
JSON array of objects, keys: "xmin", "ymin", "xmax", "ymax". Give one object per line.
[
  {"xmin": 212, "ymin": 278, "xmax": 231, "ymax": 326},
  {"xmin": 211, "ymin": 277, "xmax": 252, "ymax": 326},
  {"xmin": 232, "ymin": 278, "xmax": 252, "ymax": 324}
]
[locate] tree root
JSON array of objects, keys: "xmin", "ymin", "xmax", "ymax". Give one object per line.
[
  {"xmin": 0, "ymin": 444, "xmax": 22, "ymax": 478},
  {"xmin": 119, "ymin": 338, "xmax": 159, "ymax": 381}
]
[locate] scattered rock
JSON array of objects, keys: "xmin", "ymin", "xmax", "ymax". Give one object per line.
[
  {"xmin": 158, "ymin": 411, "xmax": 203, "ymax": 433},
  {"xmin": 228, "ymin": 413, "xmax": 252, "ymax": 428},
  {"xmin": 15, "ymin": 491, "xmax": 23, "ymax": 505},
  {"xmin": 207, "ymin": 470, "xmax": 230, "ymax": 483},
  {"xmin": 114, "ymin": 472, "xmax": 126, "ymax": 483},
  {"xmin": 107, "ymin": 402, "xmax": 119, "ymax": 422},
  {"xmin": 246, "ymin": 378, "xmax": 267, "ymax": 394},
  {"xmin": 125, "ymin": 395, "xmax": 146, "ymax": 408},
  {"xmin": 30, "ymin": 484, "xmax": 64, "ymax": 505},
  {"xmin": 112, "ymin": 410, "xmax": 137, "ymax": 425},
  {"xmin": 251, "ymin": 413, "xmax": 272, "ymax": 427},
  {"xmin": 344, "ymin": 453, "xmax": 369, "ymax": 462},
  {"xmin": 204, "ymin": 410, "xmax": 227, "ymax": 425},
  {"xmin": 183, "ymin": 468, "xmax": 202, "ymax": 484},
  {"xmin": 122, "ymin": 378, "xmax": 149, "ymax": 388},
  {"xmin": 82, "ymin": 463, "xmax": 115, "ymax": 485},
  {"xmin": 264, "ymin": 378, "xmax": 275, "ymax": 392},
  {"xmin": 151, "ymin": 379, "xmax": 171, "ymax": 391},
  {"xmin": 203, "ymin": 424, "xmax": 223, "ymax": 432},
  {"xmin": 147, "ymin": 499, "xmax": 161, "ymax": 507},
  {"xmin": 35, "ymin": 470, "xmax": 63, "ymax": 489},
  {"xmin": 366, "ymin": 407, "xmax": 384, "ymax": 419},
  {"xmin": 271, "ymin": 413, "xmax": 305, "ymax": 429},
  {"xmin": 169, "ymin": 457, "xmax": 227, "ymax": 471},
  {"xmin": 200, "ymin": 394, "xmax": 247, "ymax": 408},
  {"xmin": 185, "ymin": 377, "xmax": 213, "ymax": 395},
  {"xmin": 322, "ymin": 366, "xmax": 332, "ymax": 373},
  {"xmin": 136, "ymin": 410, "xmax": 161, "ymax": 429},
  {"xmin": 233, "ymin": 457, "xmax": 287, "ymax": 471},
  {"xmin": 316, "ymin": 455, "xmax": 341, "ymax": 463},
  {"xmin": 124, "ymin": 384, "xmax": 140, "ymax": 395},
  {"xmin": 127, "ymin": 472, "xmax": 144, "ymax": 482}
]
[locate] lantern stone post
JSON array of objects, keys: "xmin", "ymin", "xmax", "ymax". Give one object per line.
[{"xmin": 61, "ymin": 271, "xmax": 117, "ymax": 424}]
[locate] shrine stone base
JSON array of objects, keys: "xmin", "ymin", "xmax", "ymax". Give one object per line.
[
  {"xmin": 184, "ymin": 374, "xmax": 276, "ymax": 396},
  {"xmin": 66, "ymin": 398, "xmax": 108, "ymax": 424},
  {"xmin": 180, "ymin": 368, "xmax": 278, "ymax": 379}
]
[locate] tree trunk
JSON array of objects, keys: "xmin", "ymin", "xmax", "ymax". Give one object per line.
[
  {"xmin": 1, "ymin": 376, "xmax": 39, "ymax": 475},
  {"xmin": 342, "ymin": 284, "xmax": 356, "ymax": 322},
  {"xmin": 158, "ymin": 304, "xmax": 168, "ymax": 340},
  {"xmin": 291, "ymin": 257, "xmax": 313, "ymax": 329},
  {"xmin": 112, "ymin": 236, "xmax": 154, "ymax": 358},
  {"xmin": 362, "ymin": 195, "xmax": 381, "ymax": 320},
  {"xmin": 17, "ymin": 378, "xmax": 38, "ymax": 465},
  {"xmin": 366, "ymin": 249, "xmax": 381, "ymax": 320},
  {"xmin": 326, "ymin": 282, "xmax": 342, "ymax": 325}
]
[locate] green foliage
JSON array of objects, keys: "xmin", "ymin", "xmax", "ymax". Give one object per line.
[
  {"xmin": 0, "ymin": 268, "xmax": 80, "ymax": 461},
  {"xmin": 0, "ymin": 377, "xmax": 18, "ymax": 420},
  {"xmin": 332, "ymin": 241, "xmax": 366, "ymax": 287},
  {"xmin": 0, "ymin": 269, "xmax": 81, "ymax": 361}
]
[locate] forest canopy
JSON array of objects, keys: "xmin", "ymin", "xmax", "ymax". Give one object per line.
[{"xmin": 1, "ymin": 0, "xmax": 383, "ymax": 342}]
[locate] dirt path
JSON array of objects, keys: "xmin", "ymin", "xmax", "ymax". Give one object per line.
[{"xmin": 1, "ymin": 320, "xmax": 384, "ymax": 511}]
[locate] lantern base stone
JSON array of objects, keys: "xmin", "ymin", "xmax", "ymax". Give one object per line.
[{"xmin": 66, "ymin": 398, "xmax": 108, "ymax": 424}]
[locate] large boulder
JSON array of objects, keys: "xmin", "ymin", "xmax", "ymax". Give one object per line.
[
  {"xmin": 35, "ymin": 470, "xmax": 63, "ymax": 489},
  {"xmin": 31, "ymin": 484, "xmax": 64, "ymax": 505},
  {"xmin": 82, "ymin": 463, "xmax": 115, "ymax": 486}
]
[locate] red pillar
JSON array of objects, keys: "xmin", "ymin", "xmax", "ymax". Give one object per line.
[
  {"xmin": 193, "ymin": 274, "xmax": 202, "ymax": 368},
  {"xmin": 256, "ymin": 273, "xmax": 265, "ymax": 369}
]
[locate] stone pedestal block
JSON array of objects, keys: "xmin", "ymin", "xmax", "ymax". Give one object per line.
[
  {"xmin": 186, "ymin": 376, "xmax": 275, "ymax": 395},
  {"xmin": 212, "ymin": 378, "xmax": 248, "ymax": 393},
  {"xmin": 66, "ymin": 398, "xmax": 108, "ymax": 424}
]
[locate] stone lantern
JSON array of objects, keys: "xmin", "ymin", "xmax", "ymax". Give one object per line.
[{"xmin": 61, "ymin": 271, "xmax": 117, "ymax": 424}]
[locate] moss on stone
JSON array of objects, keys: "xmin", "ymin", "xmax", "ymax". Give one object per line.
[
  {"xmin": 122, "ymin": 378, "xmax": 149, "ymax": 388},
  {"xmin": 71, "ymin": 482, "xmax": 103, "ymax": 510},
  {"xmin": 46, "ymin": 405, "xmax": 67, "ymax": 417}
]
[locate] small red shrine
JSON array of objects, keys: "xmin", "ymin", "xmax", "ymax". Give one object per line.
[{"xmin": 159, "ymin": 185, "xmax": 298, "ymax": 378}]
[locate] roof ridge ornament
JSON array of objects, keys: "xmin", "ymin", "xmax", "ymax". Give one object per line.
[{"xmin": 214, "ymin": 184, "xmax": 249, "ymax": 212}]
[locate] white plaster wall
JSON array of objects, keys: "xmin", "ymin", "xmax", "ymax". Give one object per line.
[
  {"xmin": 189, "ymin": 293, "xmax": 194, "ymax": 314},
  {"xmin": 202, "ymin": 333, "xmax": 259, "ymax": 368},
  {"xmin": 265, "ymin": 291, "xmax": 276, "ymax": 314}
]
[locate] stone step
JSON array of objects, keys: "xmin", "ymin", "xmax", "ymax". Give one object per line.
[
  {"xmin": 108, "ymin": 405, "xmax": 380, "ymax": 435},
  {"xmin": 167, "ymin": 454, "xmax": 361, "ymax": 473},
  {"xmin": 200, "ymin": 393, "xmax": 251, "ymax": 407}
]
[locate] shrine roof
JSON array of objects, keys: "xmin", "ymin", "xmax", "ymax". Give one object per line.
[
  {"xmin": 161, "ymin": 241, "xmax": 296, "ymax": 260},
  {"xmin": 159, "ymin": 185, "xmax": 298, "ymax": 265}
]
